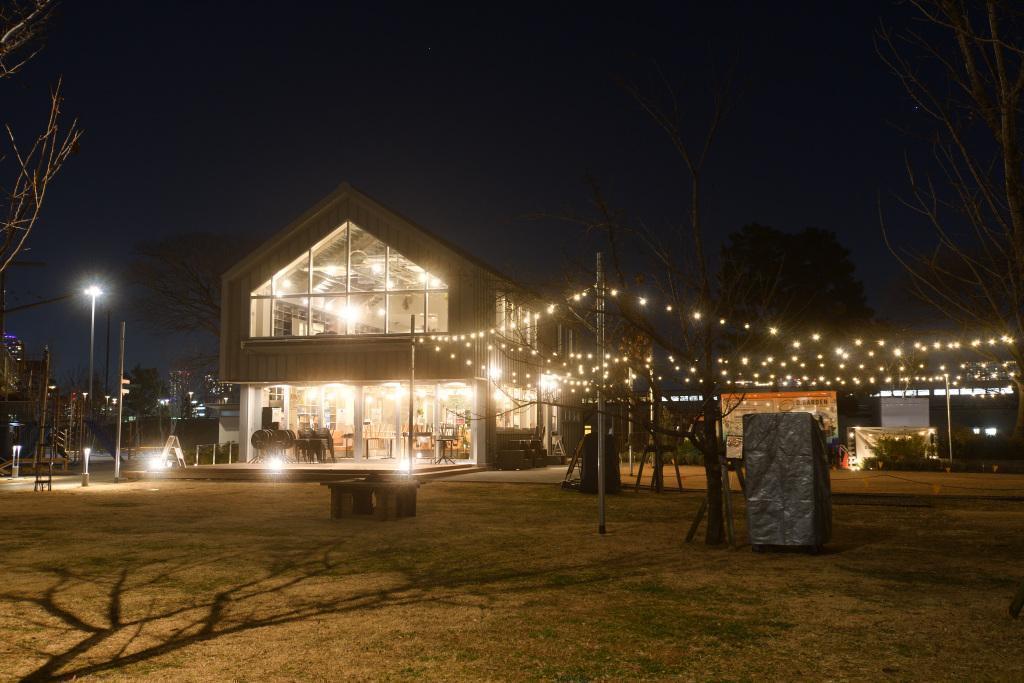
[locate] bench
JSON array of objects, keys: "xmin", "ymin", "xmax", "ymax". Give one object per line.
[{"xmin": 320, "ymin": 478, "xmax": 419, "ymax": 521}]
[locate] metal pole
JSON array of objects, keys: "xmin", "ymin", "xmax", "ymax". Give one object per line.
[
  {"xmin": 87, "ymin": 294, "xmax": 96, "ymax": 419},
  {"xmin": 35, "ymin": 346, "xmax": 49, "ymax": 476},
  {"xmin": 945, "ymin": 373, "xmax": 953, "ymax": 469},
  {"xmin": 628, "ymin": 371, "xmax": 634, "ymax": 476},
  {"xmin": 596, "ymin": 252, "xmax": 606, "ymax": 535},
  {"xmin": 104, "ymin": 309, "xmax": 110, "ymax": 400},
  {"xmin": 409, "ymin": 314, "xmax": 415, "ymax": 477},
  {"xmin": 114, "ymin": 322, "xmax": 125, "ymax": 482}
]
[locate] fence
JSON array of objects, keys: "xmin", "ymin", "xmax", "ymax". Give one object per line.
[{"xmin": 193, "ymin": 441, "xmax": 238, "ymax": 466}]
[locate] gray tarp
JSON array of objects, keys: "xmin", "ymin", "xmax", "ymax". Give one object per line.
[{"xmin": 742, "ymin": 412, "xmax": 832, "ymax": 548}]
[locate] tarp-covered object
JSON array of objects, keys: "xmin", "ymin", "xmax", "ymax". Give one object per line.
[{"xmin": 743, "ymin": 412, "xmax": 832, "ymax": 549}]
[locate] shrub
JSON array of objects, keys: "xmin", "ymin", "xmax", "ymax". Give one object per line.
[
  {"xmin": 939, "ymin": 428, "xmax": 1024, "ymax": 461},
  {"xmin": 866, "ymin": 434, "xmax": 942, "ymax": 471},
  {"xmin": 673, "ymin": 440, "xmax": 704, "ymax": 466}
]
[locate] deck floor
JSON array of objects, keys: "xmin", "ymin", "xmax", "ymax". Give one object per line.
[{"xmin": 123, "ymin": 459, "xmax": 480, "ymax": 482}]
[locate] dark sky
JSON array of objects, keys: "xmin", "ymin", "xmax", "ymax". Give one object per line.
[{"xmin": 6, "ymin": 1, "xmax": 925, "ymax": 382}]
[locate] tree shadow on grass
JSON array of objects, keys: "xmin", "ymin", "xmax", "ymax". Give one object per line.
[{"xmin": 4, "ymin": 542, "xmax": 670, "ymax": 681}]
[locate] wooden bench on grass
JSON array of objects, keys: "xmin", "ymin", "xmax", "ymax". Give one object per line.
[{"xmin": 321, "ymin": 478, "xmax": 419, "ymax": 521}]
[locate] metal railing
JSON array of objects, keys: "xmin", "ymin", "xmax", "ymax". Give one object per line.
[{"xmin": 193, "ymin": 441, "xmax": 238, "ymax": 466}]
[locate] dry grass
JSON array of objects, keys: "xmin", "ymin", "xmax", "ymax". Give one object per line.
[{"xmin": 0, "ymin": 479, "xmax": 1021, "ymax": 681}]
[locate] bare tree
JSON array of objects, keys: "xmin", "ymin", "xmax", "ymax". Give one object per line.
[
  {"xmin": 0, "ymin": 0, "xmax": 80, "ymax": 273},
  {"xmin": 127, "ymin": 232, "xmax": 257, "ymax": 361},
  {"xmin": 553, "ymin": 69, "xmax": 756, "ymax": 545},
  {"xmin": 878, "ymin": 0, "xmax": 1024, "ymax": 438}
]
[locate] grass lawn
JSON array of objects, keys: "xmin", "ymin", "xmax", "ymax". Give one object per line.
[{"xmin": 0, "ymin": 480, "xmax": 1021, "ymax": 681}]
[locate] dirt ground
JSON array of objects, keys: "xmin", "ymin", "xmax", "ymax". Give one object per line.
[{"xmin": 0, "ymin": 479, "xmax": 1021, "ymax": 681}]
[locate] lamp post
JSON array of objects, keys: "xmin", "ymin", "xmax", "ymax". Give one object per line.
[
  {"xmin": 82, "ymin": 446, "xmax": 91, "ymax": 486},
  {"xmin": 595, "ymin": 252, "xmax": 606, "ymax": 535},
  {"xmin": 11, "ymin": 444, "xmax": 20, "ymax": 479},
  {"xmin": 84, "ymin": 286, "xmax": 102, "ymax": 421}
]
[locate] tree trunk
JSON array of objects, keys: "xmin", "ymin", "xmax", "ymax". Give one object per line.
[
  {"xmin": 652, "ymin": 391, "xmax": 664, "ymax": 492},
  {"xmin": 702, "ymin": 416, "xmax": 724, "ymax": 544},
  {"xmin": 703, "ymin": 454, "xmax": 724, "ymax": 544},
  {"xmin": 1014, "ymin": 377, "xmax": 1024, "ymax": 442}
]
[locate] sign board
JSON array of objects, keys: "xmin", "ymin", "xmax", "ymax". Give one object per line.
[
  {"xmin": 879, "ymin": 397, "xmax": 929, "ymax": 428},
  {"xmin": 720, "ymin": 391, "xmax": 838, "ymax": 458}
]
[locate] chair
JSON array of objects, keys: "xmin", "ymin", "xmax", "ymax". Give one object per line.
[
  {"xmin": 316, "ymin": 428, "xmax": 335, "ymax": 463},
  {"xmin": 435, "ymin": 424, "xmax": 457, "ymax": 464},
  {"xmin": 333, "ymin": 427, "xmax": 355, "ymax": 458},
  {"xmin": 363, "ymin": 425, "xmax": 395, "ymax": 459}
]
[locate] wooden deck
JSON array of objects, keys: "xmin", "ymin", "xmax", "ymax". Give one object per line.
[{"xmin": 122, "ymin": 460, "xmax": 483, "ymax": 483}]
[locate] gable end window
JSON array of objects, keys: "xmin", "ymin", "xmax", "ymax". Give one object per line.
[{"xmin": 249, "ymin": 221, "xmax": 448, "ymax": 337}]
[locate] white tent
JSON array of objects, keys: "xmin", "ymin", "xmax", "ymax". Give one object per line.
[{"xmin": 852, "ymin": 426, "xmax": 935, "ymax": 468}]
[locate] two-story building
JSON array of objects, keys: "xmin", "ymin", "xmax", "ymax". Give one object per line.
[{"xmin": 220, "ymin": 183, "xmax": 568, "ymax": 466}]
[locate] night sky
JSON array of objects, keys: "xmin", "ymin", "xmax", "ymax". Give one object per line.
[{"xmin": 6, "ymin": 1, "xmax": 925, "ymax": 381}]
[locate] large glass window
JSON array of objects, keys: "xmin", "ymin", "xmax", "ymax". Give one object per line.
[
  {"xmin": 249, "ymin": 221, "xmax": 448, "ymax": 337},
  {"xmin": 312, "ymin": 223, "xmax": 348, "ymax": 295},
  {"xmin": 388, "ymin": 292, "xmax": 425, "ymax": 333},
  {"xmin": 494, "ymin": 294, "xmax": 535, "ymax": 345},
  {"xmin": 350, "ymin": 224, "xmax": 387, "ymax": 292},
  {"xmin": 494, "ymin": 385, "xmax": 537, "ymax": 429}
]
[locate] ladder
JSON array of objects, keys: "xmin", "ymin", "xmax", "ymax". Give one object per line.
[
  {"xmin": 551, "ymin": 434, "xmax": 567, "ymax": 462},
  {"xmin": 157, "ymin": 436, "xmax": 188, "ymax": 468}
]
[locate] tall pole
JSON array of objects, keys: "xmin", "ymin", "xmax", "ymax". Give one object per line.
[
  {"xmin": 408, "ymin": 314, "xmax": 415, "ymax": 477},
  {"xmin": 944, "ymin": 373, "xmax": 953, "ymax": 469},
  {"xmin": 627, "ymin": 370, "xmax": 634, "ymax": 475},
  {"xmin": 35, "ymin": 347, "xmax": 50, "ymax": 472},
  {"xmin": 104, "ymin": 309, "xmax": 111, "ymax": 401},
  {"xmin": 114, "ymin": 322, "xmax": 125, "ymax": 482},
  {"xmin": 596, "ymin": 252, "xmax": 606, "ymax": 535},
  {"xmin": 87, "ymin": 292, "xmax": 96, "ymax": 418}
]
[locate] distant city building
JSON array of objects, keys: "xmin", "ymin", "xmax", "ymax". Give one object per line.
[{"xmin": 3, "ymin": 334, "xmax": 23, "ymax": 362}]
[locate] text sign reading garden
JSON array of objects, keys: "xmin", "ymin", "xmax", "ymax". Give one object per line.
[{"xmin": 720, "ymin": 390, "xmax": 839, "ymax": 458}]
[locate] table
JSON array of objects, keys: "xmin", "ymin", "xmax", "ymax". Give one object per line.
[{"xmin": 321, "ymin": 478, "xmax": 419, "ymax": 521}]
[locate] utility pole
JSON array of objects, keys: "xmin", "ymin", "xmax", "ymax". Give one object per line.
[
  {"xmin": 104, "ymin": 309, "xmax": 111, "ymax": 401},
  {"xmin": 944, "ymin": 373, "xmax": 953, "ymax": 469},
  {"xmin": 115, "ymin": 322, "xmax": 125, "ymax": 482},
  {"xmin": 408, "ymin": 314, "xmax": 416, "ymax": 477},
  {"xmin": 596, "ymin": 252, "xmax": 606, "ymax": 535},
  {"xmin": 32, "ymin": 347, "xmax": 50, "ymax": 479}
]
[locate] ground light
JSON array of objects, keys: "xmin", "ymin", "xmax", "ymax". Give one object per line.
[
  {"xmin": 81, "ymin": 447, "xmax": 91, "ymax": 487},
  {"xmin": 10, "ymin": 444, "xmax": 20, "ymax": 478},
  {"xmin": 268, "ymin": 457, "xmax": 284, "ymax": 473}
]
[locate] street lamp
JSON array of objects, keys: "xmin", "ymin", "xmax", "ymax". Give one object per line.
[{"xmin": 83, "ymin": 285, "xmax": 102, "ymax": 419}]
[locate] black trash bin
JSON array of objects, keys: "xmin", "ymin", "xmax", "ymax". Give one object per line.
[{"xmin": 579, "ymin": 432, "xmax": 620, "ymax": 494}]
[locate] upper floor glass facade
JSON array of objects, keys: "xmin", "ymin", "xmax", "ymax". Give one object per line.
[{"xmin": 249, "ymin": 221, "xmax": 448, "ymax": 338}]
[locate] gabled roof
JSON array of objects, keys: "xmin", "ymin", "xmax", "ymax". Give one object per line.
[{"xmin": 222, "ymin": 182, "xmax": 516, "ymax": 289}]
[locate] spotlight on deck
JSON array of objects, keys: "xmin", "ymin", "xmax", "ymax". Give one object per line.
[{"xmin": 268, "ymin": 457, "xmax": 284, "ymax": 473}]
